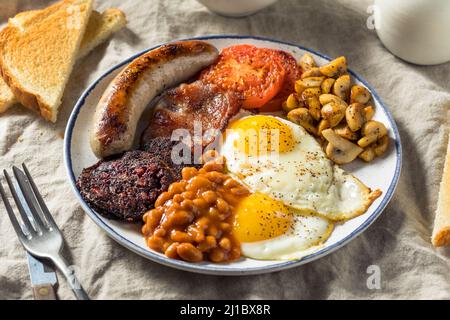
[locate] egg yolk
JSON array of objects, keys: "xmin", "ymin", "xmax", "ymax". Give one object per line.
[
  {"xmin": 232, "ymin": 193, "xmax": 294, "ymax": 243},
  {"xmin": 227, "ymin": 116, "xmax": 295, "ymax": 156}
]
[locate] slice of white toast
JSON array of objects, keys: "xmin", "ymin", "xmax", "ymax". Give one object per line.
[
  {"xmin": 0, "ymin": 8, "xmax": 126, "ymax": 114},
  {"xmin": 432, "ymin": 134, "xmax": 450, "ymax": 246},
  {"xmin": 78, "ymin": 8, "xmax": 126, "ymax": 59},
  {"xmin": 0, "ymin": 0, "xmax": 94, "ymax": 122}
]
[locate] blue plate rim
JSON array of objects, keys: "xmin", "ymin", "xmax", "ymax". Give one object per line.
[{"xmin": 64, "ymin": 34, "xmax": 403, "ymax": 275}]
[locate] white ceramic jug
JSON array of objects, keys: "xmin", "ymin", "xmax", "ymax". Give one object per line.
[
  {"xmin": 197, "ymin": 0, "xmax": 279, "ymax": 17},
  {"xmin": 374, "ymin": 0, "xmax": 450, "ymax": 65}
]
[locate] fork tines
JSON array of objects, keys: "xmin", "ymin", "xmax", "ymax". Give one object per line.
[{"xmin": 0, "ymin": 164, "xmax": 57, "ymax": 238}]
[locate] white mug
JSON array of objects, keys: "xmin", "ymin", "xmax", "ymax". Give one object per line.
[
  {"xmin": 374, "ymin": 0, "xmax": 450, "ymax": 65},
  {"xmin": 197, "ymin": 0, "xmax": 279, "ymax": 17}
]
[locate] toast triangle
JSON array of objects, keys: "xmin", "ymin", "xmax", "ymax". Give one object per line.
[
  {"xmin": 0, "ymin": 0, "xmax": 94, "ymax": 122},
  {"xmin": 0, "ymin": 7, "xmax": 126, "ymax": 115}
]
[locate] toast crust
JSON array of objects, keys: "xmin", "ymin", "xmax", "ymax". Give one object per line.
[
  {"xmin": 432, "ymin": 134, "xmax": 450, "ymax": 247},
  {"xmin": 0, "ymin": 62, "xmax": 49, "ymax": 117},
  {"xmin": 433, "ymin": 227, "xmax": 450, "ymax": 247},
  {"xmin": 0, "ymin": 77, "xmax": 17, "ymax": 112}
]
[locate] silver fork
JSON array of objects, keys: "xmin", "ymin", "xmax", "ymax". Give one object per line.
[{"xmin": 0, "ymin": 164, "xmax": 90, "ymax": 300}]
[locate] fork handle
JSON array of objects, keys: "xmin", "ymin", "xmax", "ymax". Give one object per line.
[{"xmin": 52, "ymin": 255, "xmax": 90, "ymax": 300}]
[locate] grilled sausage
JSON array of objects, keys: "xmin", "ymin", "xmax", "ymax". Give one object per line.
[{"xmin": 90, "ymin": 40, "xmax": 219, "ymax": 158}]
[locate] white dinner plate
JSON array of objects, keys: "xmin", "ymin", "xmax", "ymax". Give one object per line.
[{"xmin": 64, "ymin": 35, "xmax": 402, "ymax": 275}]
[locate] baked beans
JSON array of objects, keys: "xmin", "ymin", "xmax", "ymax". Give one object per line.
[{"xmin": 142, "ymin": 151, "xmax": 249, "ymax": 263}]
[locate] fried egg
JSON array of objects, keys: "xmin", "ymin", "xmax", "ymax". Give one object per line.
[
  {"xmin": 221, "ymin": 115, "xmax": 381, "ymax": 221},
  {"xmin": 233, "ymin": 193, "xmax": 333, "ymax": 260}
]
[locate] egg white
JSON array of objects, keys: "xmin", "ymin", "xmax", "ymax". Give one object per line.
[{"xmin": 221, "ymin": 115, "xmax": 381, "ymax": 221}]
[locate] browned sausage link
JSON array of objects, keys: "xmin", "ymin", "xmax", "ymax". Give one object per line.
[{"xmin": 96, "ymin": 41, "xmax": 218, "ymax": 147}]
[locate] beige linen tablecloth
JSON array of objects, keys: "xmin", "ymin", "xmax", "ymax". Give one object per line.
[{"xmin": 0, "ymin": 0, "xmax": 449, "ymax": 300}]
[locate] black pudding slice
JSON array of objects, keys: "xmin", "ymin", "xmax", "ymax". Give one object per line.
[{"xmin": 76, "ymin": 150, "xmax": 177, "ymax": 222}]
